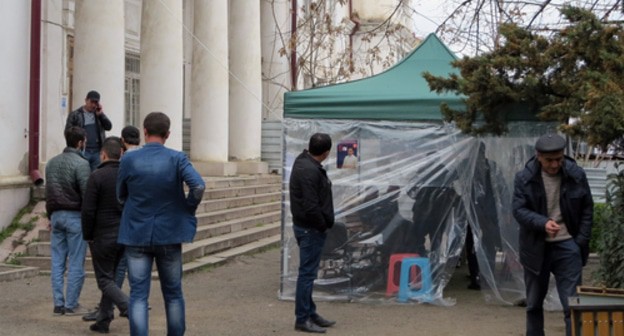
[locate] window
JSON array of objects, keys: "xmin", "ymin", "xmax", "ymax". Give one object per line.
[{"xmin": 125, "ymin": 54, "xmax": 140, "ymax": 127}]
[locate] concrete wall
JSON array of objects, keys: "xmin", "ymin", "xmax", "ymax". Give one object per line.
[
  {"xmin": 41, "ymin": 0, "xmax": 70, "ymax": 166},
  {"xmin": 0, "ymin": 179, "xmax": 31, "ymax": 230},
  {"xmin": 0, "ymin": 1, "xmax": 31, "ymax": 177},
  {"xmin": 0, "ymin": 1, "xmax": 33, "ymax": 229}
]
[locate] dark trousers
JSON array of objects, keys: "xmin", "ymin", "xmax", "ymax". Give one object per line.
[
  {"xmin": 524, "ymin": 239, "xmax": 582, "ymax": 336},
  {"xmin": 90, "ymin": 238, "xmax": 128, "ymax": 326},
  {"xmin": 466, "ymin": 225, "xmax": 479, "ymax": 284},
  {"xmin": 293, "ymin": 225, "xmax": 326, "ymax": 324}
]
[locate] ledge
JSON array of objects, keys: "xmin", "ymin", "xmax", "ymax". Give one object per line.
[{"xmin": 0, "ymin": 175, "xmax": 32, "ymax": 190}]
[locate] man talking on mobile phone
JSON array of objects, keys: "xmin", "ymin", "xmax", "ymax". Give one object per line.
[{"xmin": 65, "ymin": 90, "xmax": 113, "ymax": 171}]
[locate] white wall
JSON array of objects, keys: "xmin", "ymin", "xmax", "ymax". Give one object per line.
[
  {"xmin": 0, "ymin": 185, "xmax": 30, "ymax": 231},
  {"xmin": 0, "ymin": 1, "xmax": 31, "ymax": 177},
  {"xmin": 41, "ymin": 0, "xmax": 70, "ymax": 166}
]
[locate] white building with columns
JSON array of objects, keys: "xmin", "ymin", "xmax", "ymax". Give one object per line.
[{"xmin": 0, "ymin": 0, "xmax": 418, "ymax": 229}]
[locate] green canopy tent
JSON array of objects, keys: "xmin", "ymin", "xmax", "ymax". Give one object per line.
[
  {"xmin": 279, "ymin": 34, "xmax": 546, "ymax": 305},
  {"xmin": 283, "ymin": 33, "xmax": 465, "ymax": 121}
]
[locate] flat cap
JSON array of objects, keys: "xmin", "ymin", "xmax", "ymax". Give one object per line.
[{"xmin": 535, "ymin": 134, "xmax": 566, "ymax": 153}]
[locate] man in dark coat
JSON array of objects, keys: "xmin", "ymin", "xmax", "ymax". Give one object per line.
[
  {"xmin": 82, "ymin": 136, "xmax": 129, "ymax": 333},
  {"xmin": 65, "ymin": 90, "xmax": 113, "ymax": 171},
  {"xmin": 289, "ymin": 133, "xmax": 336, "ymax": 333},
  {"xmin": 513, "ymin": 133, "xmax": 593, "ymax": 336}
]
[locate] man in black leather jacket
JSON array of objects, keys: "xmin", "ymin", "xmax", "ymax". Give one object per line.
[
  {"xmin": 512, "ymin": 134, "xmax": 593, "ymax": 336},
  {"xmin": 65, "ymin": 90, "xmax": 112, "ymax": 171},
  {"xmin": 289, "ymin": 133, "xmax": 336, "ymax": 333}
]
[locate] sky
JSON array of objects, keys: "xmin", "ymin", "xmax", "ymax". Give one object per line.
[
  {"xmin": 403, "ymin": 0, "xmax": 624, "ymax": 55},
  {"xmin": 409, "ymin": 0, "xmax": 450, "ymax": 36}
]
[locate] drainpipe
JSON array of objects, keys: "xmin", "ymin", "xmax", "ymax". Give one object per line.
[
  {"xmin": 290, "ymin": 0, "xmax": 297, "ymax": 90},
  {"xmin": 29, "ymin": 0, "xmax": 43, "ymax": 186}
]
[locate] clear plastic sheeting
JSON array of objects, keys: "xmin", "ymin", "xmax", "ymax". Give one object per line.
[{"xmin": 279, "ymin": 118, "xmax": 556, "ymax": 306}]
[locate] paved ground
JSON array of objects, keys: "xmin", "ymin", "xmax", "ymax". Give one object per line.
[{"xmin": 0, "ymin": 247, "xmax": 570, "ymax": 336}]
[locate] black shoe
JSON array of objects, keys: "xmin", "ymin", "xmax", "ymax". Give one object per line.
[
  {"xmin": 467, "ymin": 282, "xmax": 481, "ymax": 290},
  {"xmin": 53, "ymin": 306, "xmax": 65, "ymax": 316},
  {"xmin": 83, "ymin": 309, "xmax": 99, "ymax": 322},
  {"xmin": 311, "ymin": 315, "xmax": 336, "ymax": 328},
  {"xmin": 89, "ymin": 323, "xmax": 110, "ymax": 334},
  {"xmin": 119, "ymin": 309, "xmax": 128, "ymax": 318},
  {"xmin": 295, "ymin": 320, "xmax": 326, "ymax": 333}
]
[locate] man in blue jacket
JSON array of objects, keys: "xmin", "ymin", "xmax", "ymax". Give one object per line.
[
  {"xmin": 289, "ymin": 133, "xmax": 336, "ymax": 333},
  {"xmin": 117, "ymin": 112, "xmax": 205, "ymax": 336},
  {"xmin": 512, "ymin": 133, "xmax": 593, "ymax": 336}
]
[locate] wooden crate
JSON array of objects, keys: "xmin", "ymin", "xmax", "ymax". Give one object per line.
[{"xmin": 570, "ymin": 286, "xmax": 624, "ymax": 336}]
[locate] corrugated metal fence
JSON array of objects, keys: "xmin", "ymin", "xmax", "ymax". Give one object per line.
[
  {"xmin": 584, "ymin": 167, "xmax": 607, "ymax": 203},
  {"xmin": 261, "ymin": 120, "xmax": 283, "ymax": 174}
]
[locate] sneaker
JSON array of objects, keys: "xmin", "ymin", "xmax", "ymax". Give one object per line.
[
  {"xmin": 53, "ymin": 306, "xmax": 65, "ymax": 316},
  {"xmin": 65, "ymin": 304, "xmax": 89, "ymax": 316}
]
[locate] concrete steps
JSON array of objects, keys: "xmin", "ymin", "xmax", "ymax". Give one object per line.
[{"xmin": 8, "ymin": 174, "xmax": 283, "ymax": 279}]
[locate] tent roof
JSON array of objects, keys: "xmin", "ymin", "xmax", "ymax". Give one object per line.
[{"xmin": 283, "ymin": 33, "xmax": 466, "ymax": 121}]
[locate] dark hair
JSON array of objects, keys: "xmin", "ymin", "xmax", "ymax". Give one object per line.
[
  {"xmin": 65, "ymin": 126, "xmax": 87, "ymax": 148},
  {"xmin": 143, "ymin": 112, "xmax": 170, "ymax": 138},
  {"xmin": 308, "ymin": 133, "xmax": 332, "ymax": 156},
  {"xmin": 121, "ymin": 125, "xmax": 141, "ymax": 145},
  {"xmin": 101, "ymin": 136, "xmax": 123, "ymax": 160}
]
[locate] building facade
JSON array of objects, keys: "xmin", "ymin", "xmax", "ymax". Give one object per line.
[{"xmin": 0, "ymin": 0, "xmax": 418, "ymax": 229}]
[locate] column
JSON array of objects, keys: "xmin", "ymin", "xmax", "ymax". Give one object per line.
[
  {"xmin": 140, "ymin": 0, "xmax": 183, "ymax": 150},
  {"xmin": 190, "ymin": 0, "xmax": 229, "ymax": 163},
  {"xmin": 229, "ymin": 0, "xmax": 266, "ymax": 173},
  {"xmin": 72, "ymin": 0, "xmax": 125, "ymax": 135},
  {"xmin": 261, "ymin": 0, "xmax": 291, "ymax": 120}
]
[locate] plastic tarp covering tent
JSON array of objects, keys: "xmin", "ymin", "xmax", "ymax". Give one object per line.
[{"xmin": 279, "ymin": 34, "xmax": 553, "ymax": 305}]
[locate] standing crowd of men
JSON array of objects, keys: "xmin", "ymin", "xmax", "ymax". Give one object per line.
[{"xmin": 45, "ymin": 90, "xmax": 205, "ymax": 335}]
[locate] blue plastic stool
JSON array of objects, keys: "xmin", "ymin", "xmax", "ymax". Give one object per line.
[{"xmin": 397, "ymin": 257, "xmax": 433, "ymax": 303}]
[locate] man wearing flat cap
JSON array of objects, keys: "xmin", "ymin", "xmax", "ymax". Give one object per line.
[
  {"xmin": 512, "ymin": 133, "xmax": 593, "ymax": 336},
  {"xmin": 65, "ymin": 90, "xmax": 113, "ymax": 171}
]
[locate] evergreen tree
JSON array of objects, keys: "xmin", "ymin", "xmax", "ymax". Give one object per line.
[{"xmin": 424, "ymin": 6, "xmax": 624, "ymax": 152}]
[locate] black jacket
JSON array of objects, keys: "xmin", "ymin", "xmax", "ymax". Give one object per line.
[
  {"xmin": 512, "ymin": 156, "xmax": 593, "ymax": 274},
  {"xmin": 65, "ymin": 107, "xmax": 112, "ymax": 148},
  {"xmin": 81, "ymin": 160, "xmax": 123, "ymax": 241},
  {"xmin": 289, "ymin": 150, "xmax": 334, "ymax": 232}
]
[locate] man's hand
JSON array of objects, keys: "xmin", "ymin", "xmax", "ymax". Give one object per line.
[
  {"xmin": 545, "ymin": 219, "xmax": 560, "ymax": 238},
  {"xmin": 95, "ymin": 103, "xmax": 104, "ymax": 117}
]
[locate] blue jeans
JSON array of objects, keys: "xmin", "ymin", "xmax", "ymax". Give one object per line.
[
  {"xmin": 293, "ymin": 225, "xmax": 327, "ymax": 324},
  {"xmin": 84, "ymin": 148, "xmax": 101, "ymax": 171},
  {"xmin": 524, "ymin": 239, "xmax": 582, "ymax": 336},
  {"xmin": 50, "ymin": 210, "xmax": 87, "ymax": 309},
  {"xmin": 126, "ymin": 244, "xmax": 185, "ymax": 336}
]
